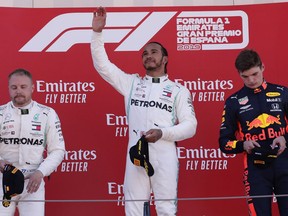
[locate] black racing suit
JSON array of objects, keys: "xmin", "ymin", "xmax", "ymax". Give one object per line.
[{"xmin": 219, "ymin": 81, "xmax": 288, "ymax": 216}]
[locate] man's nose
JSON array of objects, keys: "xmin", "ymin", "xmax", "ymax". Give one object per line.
[
  {"xmin": 247, "ymin": 76, "xmax": 254, "ymax": 83},
  {"xmin": 15, "ymin": 88, "xmax": 22, "ymax": 94}
]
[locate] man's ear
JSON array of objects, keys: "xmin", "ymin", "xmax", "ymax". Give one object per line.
[
  {"xmin": 163, "ymin": 56, "xmax": 168, "ymax": 64},
  {"xmin": 261, "ymin": 63, "xmax": 265, "ymax": 72}
]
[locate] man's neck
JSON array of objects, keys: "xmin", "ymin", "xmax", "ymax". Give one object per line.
[{"xmin": 146, "ymin": 70, "xmax": 165, "ymax": 78}]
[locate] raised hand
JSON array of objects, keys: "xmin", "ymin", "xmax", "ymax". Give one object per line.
[{"xmin": 92, "ymin": 6, "xmax": 107, "ymax": 33}]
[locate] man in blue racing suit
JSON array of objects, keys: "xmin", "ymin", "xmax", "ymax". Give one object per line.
[
  {"xmin": 219, "ymin": 49, "xmax": 288, "ymax": 215},
  {"xmin": 91, "ymin": 7, "xmax": 197, "ymax": 216}
]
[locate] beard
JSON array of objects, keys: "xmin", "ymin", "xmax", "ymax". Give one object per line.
[
  {"xmin": 144, "ymin": 58, "xmax": 163, "ymax": 72},
  {"xmin": 12, "ymin": 95, "xmax": 28, "ymax": 107}
]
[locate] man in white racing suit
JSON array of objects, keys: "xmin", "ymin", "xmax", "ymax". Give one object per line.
[
  {"xmin": 0, "ymin": 69, "xmax": 65, "ymax": 216},
  {"xmin": 91, "ymin": 7, "xmax": 197, "ymax": 216}
]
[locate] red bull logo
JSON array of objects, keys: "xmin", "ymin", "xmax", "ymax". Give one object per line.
[
  {"xmin": 225, "ymin": 140, "xmax": 237, "ymax": 150},
  {"xmin": 246, "ymin": 113, "xmax": 281, "ymax": 130}
]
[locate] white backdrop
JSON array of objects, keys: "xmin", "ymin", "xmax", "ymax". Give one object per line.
[{"xmin": 0, "ymin": 0, "xmax": 287, "ymax": 8}]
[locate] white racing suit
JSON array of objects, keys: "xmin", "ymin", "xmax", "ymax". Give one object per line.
[
  {"xmin": 0, "ymin": 101, "xmax": 65, "ymax": 216},
  {"xmin": 91, "ymin": 32, "xmax": 197, "ymax": 216}
]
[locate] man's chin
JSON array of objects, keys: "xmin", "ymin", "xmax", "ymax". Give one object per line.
[
  {"xmin": 13, "ymin": 99, "xmax": 27, "ymax": 107},
  {"xmin": 145, "ymin": 65, "xmax": 159, "ymax": 71}
]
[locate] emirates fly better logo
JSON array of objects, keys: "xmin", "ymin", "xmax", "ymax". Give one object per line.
[{"xmin": 19, "ymin": 10, "xmax": 249, "ymax": 52}]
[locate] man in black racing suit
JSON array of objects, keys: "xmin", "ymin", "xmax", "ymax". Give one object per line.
[{"xmin": 219, "ymin": 49, "xmax": 288, "ymax": 215}]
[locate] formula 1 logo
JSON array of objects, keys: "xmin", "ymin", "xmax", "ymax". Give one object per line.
[
  {"xmin": 19, "ymin": 12, "xmax": 177, "ymax": 52},
  {"xmin": 19, "ymin": 10, "xmax": 249, "ymax": 52}
]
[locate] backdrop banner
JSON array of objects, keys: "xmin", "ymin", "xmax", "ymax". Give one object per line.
[{"xmin": 0, "ymin": 3, "xmax": 287, "ymax": 215}]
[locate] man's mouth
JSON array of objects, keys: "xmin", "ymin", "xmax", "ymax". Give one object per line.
[
  {"xmin": 145, "ymin": 58, "xmax": 154, "ymax": 64},
  {"xmin": 15, "ymin": 95, "xmax": 24, "ymax": 99}
]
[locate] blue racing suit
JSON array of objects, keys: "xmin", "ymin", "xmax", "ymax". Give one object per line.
[{"xmin": 219, "ymin": 81, "xmax": 288, "ymax": 215}]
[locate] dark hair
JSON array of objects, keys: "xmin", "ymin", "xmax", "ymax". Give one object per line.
[
  {"xmin": 147, "ymin": 42, "xmax": 168, "ymax": 57},
  {"xmin": 8, "ymin": 68, "xmax": 33, "ymax": 81},
  {"xmin": 235, "ymin": 49, "xmax": 262, "ymax": 72},
  {"xmin": 146, "ymin": 41, "xmax": 168, "ymax": 73}
]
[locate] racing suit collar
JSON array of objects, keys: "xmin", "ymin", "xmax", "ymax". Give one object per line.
[
  {"xmin": 244, "ymin": 80, "xmax": 267, "ymax": 94},
  {"xmin": 10, "ymin": 100, "xmax": 34, "ymax": 114},
  {"xmin": 144, "ymin": 75, "xmax": 168, "ymax": 83}
]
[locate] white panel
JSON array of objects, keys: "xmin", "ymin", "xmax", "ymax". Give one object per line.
[
  {"xmin": 234, "ymin": 0, "xmax": 288, "ymax": 5},
  {"xmin": 234, "ymin": 0, "xmax": 288, "ymax": 4},
  {"xmin": 0, "ymin": 0, "xmax": 235, "ymax": 8},
  {"xmin": 0, "ymin": 0, "xmax": 287, "ymax": 8},
  {"xmin": 0, "ymin": 0, "xmax": 32, "ymax": 7}
]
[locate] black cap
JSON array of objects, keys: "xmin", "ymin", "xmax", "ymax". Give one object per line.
[
  {"xmin": 2, "ymin": 165, "xmax": 24, "ymax": 207},
  {"xmin": 129, "ymin": 135, "xmax": 154, "ymax": 177},
  {"xmin": 251, "ymin": 145, "xmax": 279, "ymax": 168}
]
